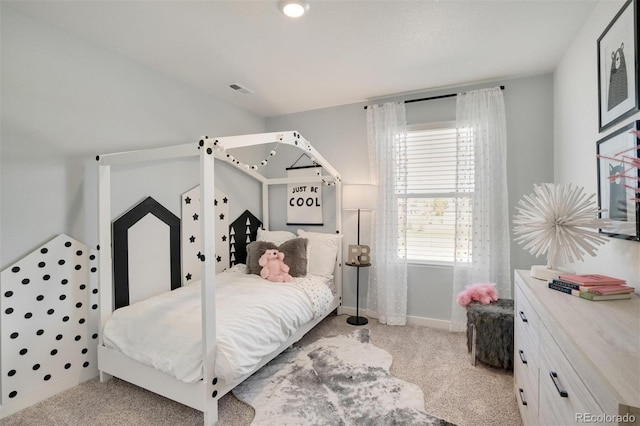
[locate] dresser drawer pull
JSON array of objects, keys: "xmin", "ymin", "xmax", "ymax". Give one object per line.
[
  {"xmin": 549, "ymin": 371, "xmax": 569, "ymax": 397},
  {"xmin": 518, "ymin": 349, "xmax": 528, "ymax": 364},
  {"xmin": 519, "ymin": 311, "xmax": 528, "ymax": 323},
  {"xmin": 518, "ymin": 388, "xmax": 528, "ymax": 406}
]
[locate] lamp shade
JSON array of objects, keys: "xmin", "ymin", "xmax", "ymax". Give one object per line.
[{"xmin": 343, "ymin": 184, "xmax": 377, "ymax": 210}]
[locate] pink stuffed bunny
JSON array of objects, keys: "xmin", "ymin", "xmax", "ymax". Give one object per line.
[
  {"xmin": 456, "ymin": 282, "xmax": 498, "ymax": 307},
  {"xmin": 259, "ymin": 249, "xmax": 293, "ymax": 283}
]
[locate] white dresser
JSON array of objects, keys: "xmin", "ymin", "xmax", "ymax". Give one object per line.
[{"xmin": 514, "ymin": 270, "xmax": 640, "ymax": 425}]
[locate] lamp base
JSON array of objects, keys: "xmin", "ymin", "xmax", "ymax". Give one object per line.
[
  {"xmin": 347, "ymin": 316, "xmax": 368, "ymax": 326},
  {"xmin": 530, "ymin": 265, "xmax": 575, "ymax": 281}
]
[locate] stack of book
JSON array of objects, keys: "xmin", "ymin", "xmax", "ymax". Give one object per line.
[{"xmin": 548, "ymin": 274, "xmax": 636, "ymax": 301}]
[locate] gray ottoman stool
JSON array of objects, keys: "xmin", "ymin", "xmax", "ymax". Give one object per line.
[{"xmin": 466, "ymin": 299, "xmax": 514, "ymax": 370}]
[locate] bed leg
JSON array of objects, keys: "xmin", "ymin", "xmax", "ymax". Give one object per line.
[
  {"xmin": 99, "ymin": 371, "xmax": 113, "ymax": 383},
  {"xmin": 204, "ymin": 403, "xmax": 219, "ymax": 426}
]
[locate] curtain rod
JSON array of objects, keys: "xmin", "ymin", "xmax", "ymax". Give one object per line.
[{"xmin": 363, "ymin": 85, "xmax": 505, "ymax": 110}]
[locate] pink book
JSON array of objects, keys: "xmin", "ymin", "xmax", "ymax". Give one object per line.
[
  {"xmin": 558, "ymin": 274, "xmax": 626, "ymax": 286},
  {"xmin": 588, "ymin": 285, "xmax": 635, "ymax": 295}
]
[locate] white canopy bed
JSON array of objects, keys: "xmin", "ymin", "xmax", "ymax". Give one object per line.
[{"xmin": 96, "ymin": 131, "xmax": 343, "ymax": 425}]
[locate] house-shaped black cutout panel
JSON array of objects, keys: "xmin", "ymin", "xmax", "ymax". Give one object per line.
[
  {"xmin": 229, "ymin": 210, "xmax": 262, "ymax": 267},
  {"xmin": 112, "ymin": 197, "xmax": 181, "ymax": 309}
]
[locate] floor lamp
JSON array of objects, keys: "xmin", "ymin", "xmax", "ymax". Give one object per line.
[{"xmin": 343, "ymin": 184, "xmax": 377, "ymax": 326}]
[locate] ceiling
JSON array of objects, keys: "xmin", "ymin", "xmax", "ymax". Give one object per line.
[{"xmin": 6, "ymin": 0, "xmax": 598, "ymax": 117}]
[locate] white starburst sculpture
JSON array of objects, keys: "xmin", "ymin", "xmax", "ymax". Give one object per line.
[{"xmin": 513, "ymin": 183, "xmax": 612, "ymax": 280}]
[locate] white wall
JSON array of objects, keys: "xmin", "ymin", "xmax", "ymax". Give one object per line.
[
  {"xmin": 267, "ymin": 74, "xmax": 555, "ymax": 323},
  {"xmin": 1, "ymin": 6, "xmax": 266, "ymax": 269},
  {"xmin": 555, "ymin": 0, "xmax": 640, "ymax": 284}
]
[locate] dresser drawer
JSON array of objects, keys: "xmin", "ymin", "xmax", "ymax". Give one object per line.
[
  {"xmin": 515, "ymin": 330, "xmax": 539, "ymax": 385},
  {"xmin": 538, "ymin": 326, "xmax": 607, "ymax": 425},
  {"xmin": 514, "ymin": 348, "xmax": 539, "ymax": 426},
  {"xmin": 515, "ymin": 319, "xmax": 539, "ymax": 373},
  {"xmin": 515, "ymin": 286, "xmax": 539, "ymax": 361},
  {"xmin": 514, "ymin": 283, "xmax": 541, "ymax": 426}
]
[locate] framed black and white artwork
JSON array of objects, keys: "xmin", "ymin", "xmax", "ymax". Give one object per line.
[
  {"xmin": 596, "ymin": 121, "xmax": 640, "ymax": 241},
  {"xmin": 597, "ymin": 0, "xmax": 638, "ymax": 132}
]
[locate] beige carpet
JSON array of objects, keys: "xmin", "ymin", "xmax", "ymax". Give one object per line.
[{"xmin": 2, "ymin": 314, "xmax": 522, "ymax": 426}]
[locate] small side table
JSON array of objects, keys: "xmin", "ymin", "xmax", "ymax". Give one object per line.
[{"xmin": 345, "ymin": 262, "xmax": 370, "ymax": 326}]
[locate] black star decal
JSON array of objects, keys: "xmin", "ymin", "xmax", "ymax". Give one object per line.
[
  {"xmin": 193, "ymin": 213, "xmax": 199, "ymax": 221},
  {"xmin": 186, "ymin": 273, "xmax": 192, "ymax": 281},
  {"xmin": 216, "ymin": 256, "xmax": 222, "ymax": 262},
  {"xmin": 223, "ymin": 197, "xmax": 228, "ymax": 204},
  {"xmin": 219, "ymin": 213, "xmax": 225, "ymax": 220},
  {"xmin": 214, "ymin": 199, "xmax": 218, "ymax": 206},
  {"xmin": 185, "ymin": 197, "xmax": 191, "ymax": 204},
  {"xmin": 189, "ymin": 235, "xmax": 196, "ymax": 243},
  {"xmin": 221, "ymin": 235, "xmax": 227, "ymax": 242}
]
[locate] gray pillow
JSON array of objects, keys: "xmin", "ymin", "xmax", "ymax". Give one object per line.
[
  {"xmin": 246, "ymin": 241, "xmax": 277, "ymax": 275},
  {"xmin": 278, "ymin": 238, "xmax": 308, "ymax": 277},
  {"xmin": 246, "ymin": 238, "xmax": 309, "ymax": 278}
]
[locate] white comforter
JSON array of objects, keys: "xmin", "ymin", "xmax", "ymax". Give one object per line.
[{"xmin": 103, "ymin": 267, "xmax": 333, "ymax": 383}]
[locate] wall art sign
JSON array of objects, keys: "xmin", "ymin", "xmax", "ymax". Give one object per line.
[
  {"xmin": 596, "ymin": 121, "xmax": 640, "ymax": 241},
  {"xmin": 287, "ymin": 166, "xmax": 323, "ymax": 225},
  {"xmin": 597, "ymin": 0, "xmax": 639, "ymax": 132}
]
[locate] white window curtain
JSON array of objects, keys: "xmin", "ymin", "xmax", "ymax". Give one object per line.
[
  {"xmin": 366, "ymin": 102, "xmax": 408, "ymax": 326},
  {"xmin": 451, "ymin": 87, "xmax": 511, "ymax": 332}
]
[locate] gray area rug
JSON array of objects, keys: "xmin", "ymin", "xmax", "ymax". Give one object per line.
[{"xmin": 233, "ymin": 329, "xmax": 455, "ymax": 425}]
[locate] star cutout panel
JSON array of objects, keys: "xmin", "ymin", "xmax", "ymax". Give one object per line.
[{"xmin": 181, "ymin": 185, "xmax": 229, "ymax": 285}]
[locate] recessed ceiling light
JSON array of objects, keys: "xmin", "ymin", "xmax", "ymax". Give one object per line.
[{"xmin": 278, "ymin": 0, "xmax": 310, "ymax": 18}]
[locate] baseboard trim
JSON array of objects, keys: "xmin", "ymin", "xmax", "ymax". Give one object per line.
[
  {"xmin": 340, "ymin": 307, "xmax": 451, "ymax": 330},
  {"xmin": 406, "ymin": 315, "xmax": 451, "ymax": 330}
]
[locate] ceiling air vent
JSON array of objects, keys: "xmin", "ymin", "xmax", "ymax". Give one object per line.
[{"xmin": 229, "ymin": 83, "xmax": 253, "ymax": 95}]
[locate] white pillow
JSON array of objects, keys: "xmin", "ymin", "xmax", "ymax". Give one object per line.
[
  {"xmin": 257, "ymin": 229, "xmax": 296, "ymax": 246},
  {"xmin": 297, "ymin": 229, "xmax": 343, "ymax": 277}
]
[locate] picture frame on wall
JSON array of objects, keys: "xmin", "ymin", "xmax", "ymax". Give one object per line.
[
  {"xmin": 597, "ymin": 0, "xmax": 638, "ymax": 132},
  {"xmin": 596, "ymin": 121, "xmax": 640, "ymax": 241}
]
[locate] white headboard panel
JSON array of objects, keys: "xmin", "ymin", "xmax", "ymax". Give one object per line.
[{"xmin": 127, "ymin": 214, "xmax": 172, "ymax": 304}]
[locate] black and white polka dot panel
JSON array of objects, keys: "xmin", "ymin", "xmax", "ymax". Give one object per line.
[{"xmin": 1, "ymin": 234, "xmax": 99, "ymax": 404}]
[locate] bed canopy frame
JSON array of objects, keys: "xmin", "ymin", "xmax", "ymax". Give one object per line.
[{"xmin": 96, "ymin": 131, "xmax": 343, "ymax": 425}]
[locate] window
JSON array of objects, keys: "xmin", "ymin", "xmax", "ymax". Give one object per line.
[{"xmin": 398, "ymin": 122, "xmax": 474, "ymax": 263}]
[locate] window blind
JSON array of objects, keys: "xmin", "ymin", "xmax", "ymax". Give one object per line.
[{"xmin": 400, "ymin": 125, "xmax": 474, "ymax": 263}]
